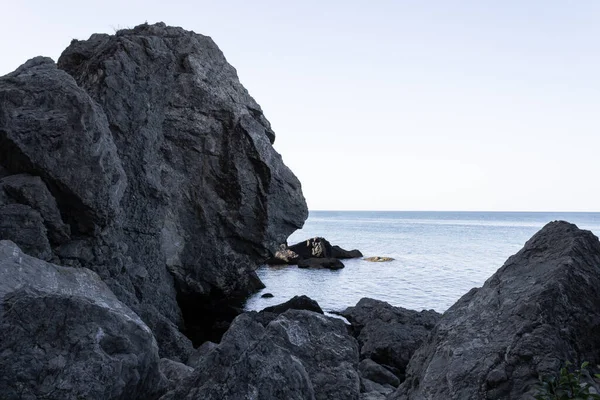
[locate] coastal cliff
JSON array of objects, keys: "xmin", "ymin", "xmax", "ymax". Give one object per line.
[{"xmin": 0, "ymin": 22, "xmax": 308, "ymax": 362}]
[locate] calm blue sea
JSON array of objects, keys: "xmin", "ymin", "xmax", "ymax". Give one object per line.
[{"xmin": 244, "ymin": 211, "xmax": 600, "ymax": 314}]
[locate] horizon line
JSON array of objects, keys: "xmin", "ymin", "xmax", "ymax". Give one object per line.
[{"xmin": 308, "ymin": 209, "xmax": 600, "ymax": 213}]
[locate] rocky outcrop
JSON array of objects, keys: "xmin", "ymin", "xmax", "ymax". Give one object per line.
[
  {"xmin": 341, "ymin": 298, "xmax": 440, "ymax": 383},
  {"xmin": 298, "ymin": 257, "xmax": 345, "ymax": 269},
  {"xmin": 363, "ymin": 256, "xmax": 394, "ymax": 262},
  {"xmin": 392, "ymin": 221, "xmax": 600, "ymax": 400},
  {"xmin": 0, "ymin": 240, "xmax": 162, "ymax": 399},
  {"xmin": 265, "ymin": 244, "xmax": 301, "ymax": 265},
  {"xmin": 289, "ymin": 237, "xmax": 363, "ymax": 259},
  {"xmin": 160, "ymin": 309, "xmax": 360, "ymax": 400},
  {"xmin": 0, "ymin": 22, "xmax": 307, "ymax": 357}
]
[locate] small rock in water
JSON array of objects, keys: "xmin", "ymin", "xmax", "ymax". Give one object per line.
[
  {"xmin": 261, "ymin": 293, "xmax": 274, "ymax": 298},
  {"xmin": 298, "ymin": 257, "xmax": 345, "ymax": 270},
  {"xmin": 364, "ymin": 256, "xmax": 395, "ymax": 262}
]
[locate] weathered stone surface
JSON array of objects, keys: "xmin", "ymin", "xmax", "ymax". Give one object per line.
[
  {"xmin": 332, "ymin": 245, "xmax": 364, "ymax": 259},
  {"xmin": 298, "ymin": 257, "xmax": 345, "ymax": 269},
  {"xmin": 0, "ymin": 203, "xmax": 52, "ymax": 260},
  {"xmin": 1, "ymin": 173, "xmax": 70, "ymax": 244},
  {"xmin": 342, "ymin": 298, "xmax": 440, "ymax": 381},
  {"xmin": 0, "ymin": 22, "xmax": 307, "ymax": 357},
  {"xmin": 0, "ymin": 240, "xmax": 162, "ymax": 399},
  {"xmin": 159, "ymin": 358, "xmax": 194, "ymax": 391},
  {"xmin": 359, "ymin": 359, "xmax": 400, "ymax": 387},
  {"xmin": 392, "ymin": 221, "xmax": 600, "ymax": 400},
  {"xmin": 265, "ymin": 244, "xmax": 301, "ymax": 265},
  {"xmin": 161, "ymin": 309, "xmax": 360, "ymax": 400}
]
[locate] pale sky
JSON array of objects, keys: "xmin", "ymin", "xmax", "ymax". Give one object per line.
[{"xmin": 2, "ymin": 1, "xmax": 599, "ymax": 211}]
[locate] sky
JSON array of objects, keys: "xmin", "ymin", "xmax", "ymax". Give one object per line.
[{"xmin": 1, "ymin": 1, "xmax": 599, "ymax": 211}]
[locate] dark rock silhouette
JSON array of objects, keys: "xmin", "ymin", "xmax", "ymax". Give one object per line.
[
  {"xmin": 298, "ymin": 257, "xmax": 345, "ymax": 269},
  {"xmin": 0, "ymin": 240, "xmax": 163, "ymax": 399},
  {"xmin": 289, "ymin": 237, "xmax": 362, "ymax": 260},
  {"xmin": 342, "ymin": 298, "xmax": 440, "ymax": 383},
  {"xmin": 391, "ymin": 221, "xmax": 600, "ymax": 399},
  {"xmin": 160, "ymin": 309, "xmax": 360, "ymax": 400},
  {"xmin": 0, "ymin": 22, "xmax": 307, "ymax": 359}
]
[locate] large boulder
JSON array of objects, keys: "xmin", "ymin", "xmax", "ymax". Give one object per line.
[
  {"xmin": 0, "ymin": 240, "xmax": 162, "ymax": 399},
  {"xmin": 161, "ymin": 309, "xmax": 360, "ymax": 400},
  {"xmin": 392, "ymin": 221, "xmax": 600, "ymax": 400},
  {"xmin": 0, "ymin": 22, "xmax": 308, "ymax": 357},
  {"xmin": 341, "ymin": 298, "xmax": 440, "ymax": 381}
]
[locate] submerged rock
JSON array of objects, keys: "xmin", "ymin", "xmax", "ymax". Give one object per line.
[
  {"xmin": 0, "ymin": 22, "xmax": 308, "ymax": 357},
  {"xmin": 0, "ymin": 240, "xmax": 162, "ymax": 399},
  {"xmin": 298, "ymin": 257, "xmax": 345, "ymax": 270},
  {"xmin": 160, "ymin": 309, "xmax": 360, "ymax": 400},
  {"xmin": 342, "ymin": 298, "xmax": 440, "ymax": 382},
  {"xmin": 392, "ymin": 221, "xmax": 600, "ymax": 399},
  {"xmin": 363, "ymin": 256, "xmax": 395, "ymax": 262}
]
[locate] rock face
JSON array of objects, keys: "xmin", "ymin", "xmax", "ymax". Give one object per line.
[
  {"xmin": 0, "ymin": 22, "xmax": 308, "ymax": 358},
  {"xmin": 161, "ymin": 309, "xmax": 360, "ymax": 400},
  {"xmin": 392, "ymin": 221, "xmax": 600, "ymax": 400},
  {"xmin": 0, "ymin": 240, "xmax": 162, "ymax": 399},
  {"xmin": 265, "ymin": 243, "xmax": 301, "ymax": 265},
  {"xmin": 342, "ymin": 298, "xmax": 440, "ymax": 383}
]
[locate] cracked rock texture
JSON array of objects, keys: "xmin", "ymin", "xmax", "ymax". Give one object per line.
[
  {"xmin": 0, "ymin": 22, "xmax": 307, "ymax": 360},
  {"xmin": 0, "ymin": 240, "xmax": 162, "ymax": 399},
  {"xmin": 391, "ymin": 221, "xmax": 600, "ymax": 400}
]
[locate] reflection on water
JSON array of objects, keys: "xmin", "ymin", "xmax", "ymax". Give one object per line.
[{"xmin": 244, "ymin": 211, "xmax": 600, "ymax": 313}]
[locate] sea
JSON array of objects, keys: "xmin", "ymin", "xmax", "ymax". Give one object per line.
[{"xmin": 244, "ymin": 211, "xmax": 600, "ymax": 314}]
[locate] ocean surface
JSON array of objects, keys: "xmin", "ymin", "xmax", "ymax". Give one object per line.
[{"xmin": 244, "ymin": 211, "xmax": 600, "ymax": 314}]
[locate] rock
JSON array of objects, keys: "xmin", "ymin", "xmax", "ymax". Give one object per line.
[
  {"xmin": 159, "ymin": 358, "xmax": 194, "ymax": 391},
  {"xmin": 342, "ymin": 298, "xmax": 440, "ymax": 381},
  {"xmin": 298, "ymin": 257, "xmax": 345, "ymax": 270},
  {"xmin": 360, "ymin": 378, "xmax": 395, "ymax": 398},
  {"xmin": 262, "ymin": 295, "xmax": 324, "ymax": 315},
  {"xmin": 0, "ymin": 203, "xmax": 52, "ymax": 261},
  {"xmin": 332, "ymin": 245, "xmax": 364, "ymax": 259},
  {"xmin": 187, "ymin": 341, "xmax": 218, "ymax": 368},
  {"xmin": 0, "ymin": 22, "xmax": 308, "ymax": 356},
  {"xmin": 1, "ymin": 174, "xmax": 71, "ymax": 244},
  {"xmin": 359, "ymin": 359, "xmax": 401, "ymax": 387},
  {"xmin": 161, "ymin": 309, "xmax": 360, "ymax": 400},
  {"xmin": 392, "ymin": 221, "xmax": 600, "ymax": 400},
  {"xmin": 289, "ymin": 237, "xmax": 361, "ymax": 259},
  {"xmin": 265, "ymin": 244, "xmax": 301, "ymax": 265},
  {"xmin": 363, "ymin": 256, "xmax": 394, "ymax": 262},
  {"xmin": 261, "ymin": 292, "xmax": 274, "ymax": 298},
  {"xmin": 0, "ymin": 240, "xmax": 162, "ymax": 399}
]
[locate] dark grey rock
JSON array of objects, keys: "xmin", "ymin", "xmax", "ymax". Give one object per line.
[
  {"xmin": 161, "ymin": 309, "xmax": 360, "ymax": 400},
  {"xmin": 360, "ymin": 378, "xmax": 395, "ymax": 399},
  {"xmin": 0, "ymin": 203, "xmax": 52, "ymax": 260},
  {"xmin": 159, "ymin": 358, "xmax": 194, "ymax": 391},
  {"xmin": 0, "ymin": 22, "xmax": 307, "ymax": 357},
  {"xmin": 262, "ymin": 295, "xmax": 324, "ymax": 315},
  {"xmin": 1, "ymin": 174, "xmax": 71, "ymax": 244},
  {"xmin": 392, "ymin": 221, "xmax": 600, "ymax": 400},
  {"xmin": 359, "ymin": 359, "xmax": 400, "ymax": 387},
  {"xmin": 261, "ymin": 292, "xmax": 274, "ymax": 298},
  {"xmin": 0, "ymin": 240, "xmax": 162, "ymax": 399},
  {"xmin": 289, "ymin": 237, "xmax": 361, "ymax": 259},
  {"xmin": 332, "ymin": 245, "xmax": 363, "ymax": 259},
  {"xmin": 298, "ymin": 257, "xmax": 345, "ymax": 269},
  {"xmin": 342, "ymin": 298, "xmax": 440, "ymax": 381}
]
